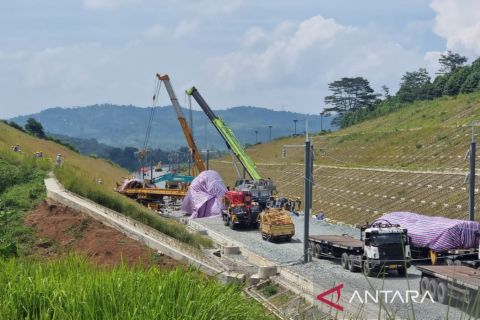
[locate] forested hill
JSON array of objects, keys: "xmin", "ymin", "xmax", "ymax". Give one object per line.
[{"xmin": 11, "ymin": 105, "xmax": 334, "ymax": 150}]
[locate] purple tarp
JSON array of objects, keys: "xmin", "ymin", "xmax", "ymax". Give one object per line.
[
  {"xmin": 181, "ymin": 170, "xmax": 227, "ymax": 219},
  {"xmin": 375, "ymin": 212, "xmax": 480, "ymax": 251}
]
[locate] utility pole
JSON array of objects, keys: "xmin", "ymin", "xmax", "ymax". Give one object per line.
[
  {"xmin": 304, "ymin": 139, "xmax": 313, "ymax": 262},
  {"xmin": 268, "ymin": 125, "xmax": 272, "ymax": 141},
  {"xmin": 293, "ymin": 119, "xmax": 298, "ymax": 136},
  {"xmin": 469, "ymin": 120, "xmax": 478, "ymax": 221},
  {"xmin": 255, "ymin": 130, "xmax": 259, "ymax": 144},
  {"xmin": 320, "ymin": 112, "xmax": 324, "ymax": 132},
  {"xmin": 283, "ymin": 120, "xmax": 313, "ymax": 263}
]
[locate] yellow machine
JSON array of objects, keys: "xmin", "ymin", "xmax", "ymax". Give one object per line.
[{"xmin": 259, "ymin": 208, "xmax": 295, "ymax": 242}]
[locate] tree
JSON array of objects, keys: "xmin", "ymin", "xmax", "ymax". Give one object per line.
[
  {"xmin": 460, "ymin": 71, "xmax": 480, "ymax": 93},
  {"xmin": 381, "ymin": 85, "xmax": 391, "ymax": 99},
  {"xmin": 397, "ymin": 68, "xmax": 432, "ymax": 102},
  {"xmin": 324, "ymin": 77, "xmax": 379, "ymax": 113},
  {"xmin": 438, "ymin": 50, "xmax": 467, "ymax": 74},
  {"xmin": 443, "ymin": 66, "xmax": 471, "ymax": 96},
  {"xmin": 25, "ymin": 118, "xmax": 46, "ymax": 138}
]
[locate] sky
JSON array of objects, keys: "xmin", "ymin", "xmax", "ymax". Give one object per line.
[{"xmin": 1, "ymin": 0, "xmax": 480, "ymax": 118}]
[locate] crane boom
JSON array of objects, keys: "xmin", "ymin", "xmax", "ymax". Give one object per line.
[
  {"xmin": 156, "ymin": 74, "xmax": 206, "ymax": 174},
  {"xmin": 185, "ymin": 86, "xmax": 261, "ymax": 180}
]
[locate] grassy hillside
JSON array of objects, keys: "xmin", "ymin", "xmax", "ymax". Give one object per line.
[
  {"xmin": 0, "ymin": 121, "xmax": 211, "ymax": 248},
  {"xmin": 211, "ymin": 92, "xmax": 480, "ymax": 225}
]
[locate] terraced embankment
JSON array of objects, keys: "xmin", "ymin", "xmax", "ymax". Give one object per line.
[{"xmin": 211, "ymin": 93, "xmax": 480, "ymax": 225}]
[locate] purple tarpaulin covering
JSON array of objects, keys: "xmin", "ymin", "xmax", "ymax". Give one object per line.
[
  {"xmin": 181, "ymin": 170, "xmax": 227, "ymax": 219},
  {"xmin": 375, "ymin": 212, "xmax": 480, "ymax": 251}
]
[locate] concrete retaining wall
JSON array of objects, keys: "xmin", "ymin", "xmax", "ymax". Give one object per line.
[{"xmin": 45, "ymin": 178, "xmax": 222, "ymax": 276}]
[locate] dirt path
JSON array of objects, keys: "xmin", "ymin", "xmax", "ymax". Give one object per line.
[{"xmin": 25, "ymin": 201, "xmax": 180, "ymax": 269}]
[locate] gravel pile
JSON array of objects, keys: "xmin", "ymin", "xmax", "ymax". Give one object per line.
[{"xmin": 195, "ymin": 214, "xmax": 468, "ymax": 320}]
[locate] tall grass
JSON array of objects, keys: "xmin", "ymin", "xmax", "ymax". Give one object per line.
[
  {"xmin": 55, "ymin": 164, "xmax": 213, "ymax": 249},
  {"xmin": 0, "ymin": 256, "xmax": 272, "ymax": 320},
  {"xmin": 0, "ymin": 151, "xmax": 48, "ymax": 257}
]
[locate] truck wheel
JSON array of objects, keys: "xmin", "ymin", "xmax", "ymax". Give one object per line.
[
  {"xmin": 363, "ymin": 260, "xmax": 377, "ymax": 277},
  {"xmin": 446, "ymin": 258, "xmax": 453, "ymax": 266},
  {"xmin": 420, "ymin": 277, "xmax": 430, "ymax": 294},
  {"xmin": 349, "ymin": 256, "xmax": 359, "ymax": 272},
  {"xmin": 397, "ymin": 267, "xmax": 407, "ymax": 277},
  {"xmin": 315, "ymin": 244, "xmax": 321, "ymax": 258},
  {"xmin": 223, "ymin": 216, "xmax": 229, "ymax": 226},
  {"xmin": 341, "ymin": 253, "xmax": 349, "ymax": 269},
  {"xmin": 428, "ymin": 279, "xmax": 438, "ymax": 301},
  {"xmin": 454, "ymin": 260, "xmax": 462, "ymax": 266},
  {"xmin": 437, "ymin": 281, "xmax": 449, "ymax": 304},
  {"xmin": 228, "ymin": 219, "xmax": 236, "ymax": 230}
]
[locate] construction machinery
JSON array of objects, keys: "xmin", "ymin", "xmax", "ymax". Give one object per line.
[
  {"xmin": 222, "ymin": 191, "xmax": 261, "ymax": 229},
  {"xmin": 417, "ymin": 265, "xmax": 480, "ymax": 308},
  {"xmin": 308, "ymin": 220, "xmax": 411, "ymax": 277},
  {"xmin": 185, "ymin": 86, "xmax": 275, "ymax": 207},
  {"xmin": 259, "ymin": 208, "xmax": 295, "ymax": 242},
  {"xmin": 118, "ymin": 74, "xmax": 205, "ymax": 211},
  {"xmin": 156, "ymin": 74, "xmax": 205, "ymax": 175}
]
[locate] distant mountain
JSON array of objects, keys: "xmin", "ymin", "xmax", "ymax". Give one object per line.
[{"xmin": 11, "ymin": 104, "xmax": 335, "ymax": 150}]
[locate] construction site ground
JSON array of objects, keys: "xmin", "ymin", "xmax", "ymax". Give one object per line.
[
  {"xmin": 193, "ymin": 214, "xmax": 471, "ymax": 320},
  {"xmin": 25, "ymin": 201, "xmax": 179, "ymax": 269}
]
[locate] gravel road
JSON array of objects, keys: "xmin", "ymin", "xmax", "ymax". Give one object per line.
[{"xmin": 195, "ymin": 214, "xmax": 470, "ymax": 320}]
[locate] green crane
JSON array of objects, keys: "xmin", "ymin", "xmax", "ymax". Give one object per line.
[{"xmin": 186, "ymin": 86, "xmax": 262, "ymax": 180}]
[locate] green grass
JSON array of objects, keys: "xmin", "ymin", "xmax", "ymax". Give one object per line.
[
  {"xmin": 0, "ymin": 151, "xmax": 48, "ymax": 258},
  {"xmin": 0, "ymin": 256, "xmax": 272, "ymax": 320},
  {"xmin": 55, "ymin": 164, "xmax": 213, "ymax": 249}
]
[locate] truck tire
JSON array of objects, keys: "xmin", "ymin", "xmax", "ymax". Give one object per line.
[
  {"xmin": 315, "ymin": 244, "xmax": 321, "ymax": 258},
  {"xmin": 446, "ymin": 258, "xmax": 453, "ymax": 266},
  {"xmin": 363, "ymin": 260, "xmax": 377, "ymax": 277},
  {"xmin": 228, "ymin": 218, "xmax": 236, "ymax": 230},
  {"xmin": 420, "ymin": 277, "xmax": 430, "ymax": 294},
  {"xmin": 223, "ymin": 216, "xmax": 229, "ymax": 226},
  {"xmin": 437, "ymin": 281, "xmax": 449, "ymax": 304},
  {"xmin": 454, "ymin": 260, "xmax": 462, "ymax": 266},
  {"xmin": 341, "ymin": 253, "xmax": 349, "ymax": 269},
  {"xmin": 428, "ymin": 279, "xmax": 438, "ymax": 301},
  {"xmin": 349, "ymin": 255, "xmax": 360, "ymax": 272}
]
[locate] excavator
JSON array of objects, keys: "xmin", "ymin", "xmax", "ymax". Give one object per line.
[
  {"xmin": 118, "ymin": 75, "xmax": 205, "ymax": 210},
  {"xmin": 185, "ymin": 86, "xmax": 276, "ymax": 208}
]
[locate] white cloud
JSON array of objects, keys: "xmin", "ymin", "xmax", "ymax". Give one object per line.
[
  {"xmin": 83, "ymin": 0, "xmax": 142, "ymax": 9},
  {"xmin": 174, "ymin": 19, "xmax": 200, "ymax": 38},
  {"xmin": 143, "ymin": 24, "xmax": 166, "ymax": 39},
  {"xmin": 430, "ymin": 0, "xmax": 480, "ymax": 55},
  {"xmin": 204, "ymin": 15, "xmax": 426, "ymax": 110}
]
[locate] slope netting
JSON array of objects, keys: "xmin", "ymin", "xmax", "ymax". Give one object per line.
[{"xmin": 210, "ymin": 125, "xmax": 480, "ymax": 226}]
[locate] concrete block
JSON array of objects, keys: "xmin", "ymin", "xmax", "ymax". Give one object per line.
[
  {"xmin": 196, "ymin": 229, "xmax": 208, "ymax": 236},
  {"xmin": 221, "ymin": 245, "xmax": 241, "ymax": 255},
  {"xmin": 249, "ymin": 274, "xmax": 261, "ymax": 285},
  {"xmin": 225, "ymin": 272, "xmax": 246, "ymax": 284},
  {"xmin": 258, "ymin": 266, "xmax": 278, "ymax": 279}
]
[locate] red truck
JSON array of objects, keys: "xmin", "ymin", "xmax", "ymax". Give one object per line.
[{"xmin": 222, "ymin": 191, "xmax": 261, "ymax": 230}]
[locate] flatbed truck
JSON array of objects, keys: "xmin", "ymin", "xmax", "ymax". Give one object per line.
[
  {"xmin": 308, "ymin": 221, "xmax": 411, "ymax": 277},
  {"xmin": 418, "ymin": 265, "xmax": 480, "ymax": 312}
]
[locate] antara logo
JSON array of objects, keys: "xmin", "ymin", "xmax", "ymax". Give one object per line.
[
  {"xmin": 316, "ymin": 284, "xmax": 344, "ymax": 311},
  {"xmin": 316, "ymin": 284, "xmax": 435, "ymax": 311}
]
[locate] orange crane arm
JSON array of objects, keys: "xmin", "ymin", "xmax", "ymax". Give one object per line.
[{"xmin": 156, "ymin": 74, "xmax": 206, "ymax": 174}]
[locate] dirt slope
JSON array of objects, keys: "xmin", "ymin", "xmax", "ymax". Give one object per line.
[{"xmin": 25, "ymin": 202, "xmax": 179, "ymax": 269}]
